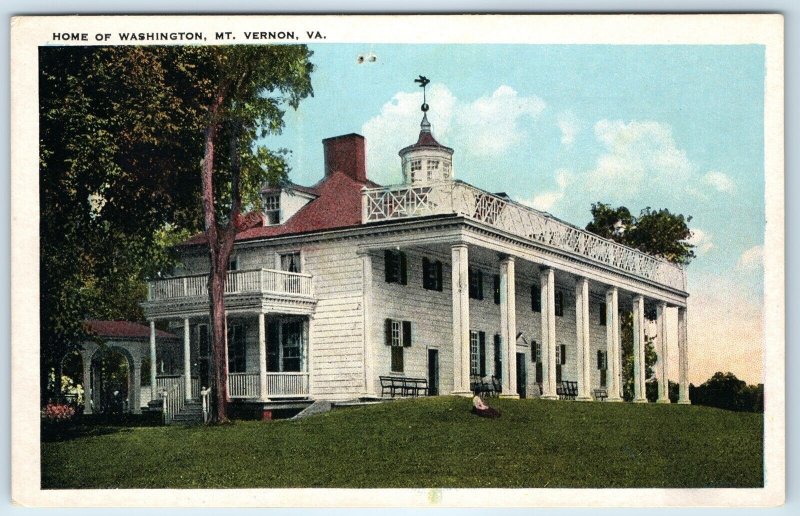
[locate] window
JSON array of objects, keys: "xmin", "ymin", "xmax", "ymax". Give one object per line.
[
  {"xmin": 493, "ymin": 334, "xmax": 502, "ymax": 380},
  {"xmin": 443, "ymin": 162, "xmax": 451, "ymax": 179},
  {"xmin": 385, "ymin": 319, "xmax": 412, "ymax": 372},
  {"xmin": 555, "ymin": 290, "xmax": 564, "ymax": 317},
  {"xmin": 280, "ymin": 252, "xmax": 301, "ymax": 273},
  {"xmin": 410, "ymin": 159, "xmax": 422, "ymax": 181},
  {"xmin": 597, "ymin": 350, "xmax": 608, "ymax": 387},
  {"xmin": 469, "ymin": 330, "xmax": 486, "ymax": 376},
  {"xmin": 264, "ymin": 193, "xmax": 281, "ymax": 225},
  {"xmin": 422, "ymin": 257, "xmax": 443, "ymax": 291},
  {"xmin": 384, "ymin": 250, "xmax": 408, "ymax": 285},
  {"xmin": 531, "ymin": 285, "xmax": 541, "ymax": 312},
  {"xmin": 426, "ymin": 160, "xmax": 440, "ymax": 181},
  {"xmin": 531, "ymin": 341, "xmax": 543, "ymax": 384},
  {"xmin": 555, "ymin": 344, "xmax": 566, "ymax": 383},
  {"xmin": 469, "ymin": 268, "xmax": 484, "ymax": 300},
  {"xmin": 227, "ymin": 323, "xmax": 246, "ymax": 373},
  {"xmin": 228, "ymin": 255, "xmax": 239, "ymax": 271},
  {"xmin": 599, "ymin": 302, "xmax": 607, "ymax": 326},
  {"xmin": 493, "ymin": 274, "xmax": 501, "ymax": 304}
]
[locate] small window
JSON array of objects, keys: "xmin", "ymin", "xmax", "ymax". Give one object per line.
[
  {"xmin": 493, "ymin": 334, "xmax": 502, "ymax": 380},
  {"xmin": 227, "ymin": 323, "xmax": 246, "ymax": 373},
  {"xmin": 410, "ymin": 159, "xmax": 422, "ymax": 172},
  {"xmin": 384, "ymin": 250, "xmax": 407, "ymax": 285},
  {"xmin": 426, "ymin": 160, "xmax": 440, "ymax": 181},
  {"xmin": 264, "ymin": 193, "xmax": 281, "ymax": 225},
  {"xmin": 385, "ymin": 319, "xmax": 412, "ymax": 372},
  {"xmin": 555, "ymin": 290, "xmax": 564, "ymax": 317},
  {"xmin": 531, "ymin": 285, "xmax": 541, "ymax": 312},
  {"xmin": 493, "ymin": 274, "xmax": 501, "ymax": 305},
  {"xmin": 422, "ymin": 257, "xmax": 443, "ymax": 291},
  {"xmin": 468, "ymin": 268, "xmax": 484, "ymax": 300},
  {"xmin": 555, "ymin": 344, "xmax": 566, "ymax": 383},
  {"xmin": 597, "ymin": 350, "xmax": 608, "ymax": 387},
  {"xmin": 280, "ymin": 252, "xmax": 301, "ymax": 273},
  {"xmin": 228, "ymin": 255, "xmax": 239, "ymax": 271},
  {"xmin": 469, "ymin": 330, "xmax": 486, "ymax": 376},
  {"xmin": 443, "ymin": 162, "xmax": 451, "ymax": 179},
  {"xmin": 599, "ymin": 302, "xmax": 607, "ymax": 326}
]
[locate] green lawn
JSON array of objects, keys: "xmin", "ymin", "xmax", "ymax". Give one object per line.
[{"xmin": 41, "ymin": 397, "xmax": 763, "ymax": 488}]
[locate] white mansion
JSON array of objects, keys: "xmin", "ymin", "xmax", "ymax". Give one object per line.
[{"xmin": 139, "ymin": 101, "xmax": 691, "ymax": 420}]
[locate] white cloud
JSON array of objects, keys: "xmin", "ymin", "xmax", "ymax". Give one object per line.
[
  {"xmin": 704, "ymin": 171, "xmax": 736, "ymax": 193},
  {"xmin": 688, "ymin": 228, "xmax": 714, "ymax": 255},
  {"xmin": 361, "ymin": 84, "xmax": 544, "ymax": 184},
  {"xmin": 585, "ymin": 120, "xmax": 693, "ymax": 200},
  {"xmin": 557, "ymin": 111, "xmax": 580, "ymax": 146},
  {"xmin": 737, "ymin": 245, "xmax": 763, "ymax": 270},
  {"xmin": 519, "ymin": 168, "xmax": 573, "ymax": 211}
]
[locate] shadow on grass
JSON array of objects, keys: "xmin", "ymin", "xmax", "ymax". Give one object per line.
[{"xmin": 42, "ymin": 413, "xmax": 163, "ymax": 442}]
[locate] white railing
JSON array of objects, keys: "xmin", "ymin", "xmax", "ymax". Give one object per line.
[
  {"xmin": 228, "ymin": 372, "xmax": 260, "ymax": 399},
  {"xmin": 155, "ymin": 374, "xmax": 199, "ymax": 399},
  {"xmin": 362, "ymin": 180, "xmax": 687, "ymax": 291},
  {"xmin": 200, "ymin": 387, "xmax": 212, "ymax": 424},
  {"xmin": 148, "ymin": 268, "xmax": 313, "ymax": 302},
  {"xmin": 266, "ymin": 372, "xmax": 310, "ymax": 397},
  {"xmin": 159, "ymin": 381, "xmax": 184, "ymax": 425},
  {"xmin": 228, "ymin": 372, "xmax": 310, "ymax": 399}
]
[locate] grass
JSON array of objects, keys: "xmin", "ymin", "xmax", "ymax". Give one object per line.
[{"xmin": 41, "ymin": 397, "xmax": 763, "ymax": 489}]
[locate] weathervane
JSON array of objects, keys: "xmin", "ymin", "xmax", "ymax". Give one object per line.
[{"xmin": 414, "ymin": 75, "xmax": 430, "ymax": 112}]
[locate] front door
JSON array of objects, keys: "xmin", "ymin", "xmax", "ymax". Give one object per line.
[
  {"xmin": 427, "ymin": 349, "xmax": 439, "ymax": 396},
  {"xmin": 516, "ymin": 353, "xmax": 527, "ymax": 399}
]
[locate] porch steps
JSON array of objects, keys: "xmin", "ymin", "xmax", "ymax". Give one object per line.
[
  {"xmin": 290, "ymin": 400, "xmax": 332, "ymax": 420},
  {"xmin": 169, "ymin": 400, "xmax": 204, "ymax": 425}
]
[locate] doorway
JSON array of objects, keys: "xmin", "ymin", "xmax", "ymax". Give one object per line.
[
  {"xmin": 516, "ymin": 353, "xmax": 527, "ymax": 399},
  {"xmin": 427, "ymin": 349, "xmax": 439, "ymax": 396}
]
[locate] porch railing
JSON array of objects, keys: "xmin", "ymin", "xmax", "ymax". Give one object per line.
[
  {"xmin": 228, "ymin": 372, "xmax": 310, "ymax": 399},
  {"xmin": 147, "ymin": 268, "xmax": 314, "ymax": 302},
  {"xmin": 160, "ymin": 381, "xmax": 184, "ymax": 424},
  {"xmin": 155, "ymin": 374, "xmax": 200, "ymax": 399},
  {"xmin": 362, "ymin": 180, "xmax": 687, "ymax": 291}
]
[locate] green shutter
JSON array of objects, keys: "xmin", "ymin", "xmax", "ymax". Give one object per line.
[
  {"xmin": 384, "ymin": 250, "xmax": 394, "ymax": 283},
  {"xmin": 385, "ymin": 318, "xmax": 393, "ymax": 346},
  {"xmin": 479, "ymin": 331, "xmax": 486, "ymax": 376},
  {"xmin": 422, "ymin": 257, "xmax": 429, "ymax": 289},
  {"xmin": 494, "ymin": 274, "xmax": 501, "ymax": 304},
  {"xmin": 436, "ymin": 260, "xmax": 443, "ymax": 291},
  {"xmin": 531, "ymin": 341, "xmax": 537, "ymax": 362},
  {"xmin": 478, "ymin": 271, "xmax": 484, "ymax": 299},
  {"xmin": 402, "ymin": 320, "xmax": 412, "ymax": 347},
  {"xmin": 597, "ymin": 349, "xmax": 602, "ymax": 369},
  {"xmin": 560, "ymin": 344, "xmax": 566, "ymax": 365},
  {"xmin": 399, "ymin": 252, "xmax": 408, "ymax": 285}
]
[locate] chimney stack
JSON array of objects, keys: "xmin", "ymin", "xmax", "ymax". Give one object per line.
[{"xmin": 322, "ymin": 134, "xmax": 367, "ymax": 183}]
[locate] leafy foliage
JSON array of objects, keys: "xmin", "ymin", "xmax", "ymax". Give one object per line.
[
  {"xmin": 690, "ymin": 372, "xmax": 764, "ymax": 413},
  {"xmin": 586, "ymin": 202, "xmax": 695, "ymax": 265}
]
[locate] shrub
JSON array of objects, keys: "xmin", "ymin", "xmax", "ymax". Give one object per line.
[{"xmin": 42, "ymin": 403, "xmax": 76, "ymax": 423}]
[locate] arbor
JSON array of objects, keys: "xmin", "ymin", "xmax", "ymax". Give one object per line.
[
  {"xmin": 195, "ymin": 46, "xmax": 314, "ymax": 422},
  {"xmin": 585, "ymin": 202, "xmax": 695, "ymax": 399}
]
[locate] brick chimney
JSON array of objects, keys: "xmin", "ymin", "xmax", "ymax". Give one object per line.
[{"xmin": 322, "ymin": 133, "xmax": 367, "ymax": 183}]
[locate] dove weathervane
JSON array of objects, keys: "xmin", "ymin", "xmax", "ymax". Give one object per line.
[{"xmin": 415, "ymin": 75, "xmax": 431, "ymax": 112}]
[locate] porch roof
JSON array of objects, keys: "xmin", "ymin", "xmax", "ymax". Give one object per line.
[{"xmin": 84, "ymin": 320, "xmax": 177, "ymax": 340}]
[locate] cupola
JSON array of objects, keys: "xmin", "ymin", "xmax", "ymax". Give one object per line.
[{"xmin": 399, "ymin": 76, "xmax": 454, "ymax": 185}]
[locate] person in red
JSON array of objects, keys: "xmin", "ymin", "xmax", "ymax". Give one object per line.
[{"xmin": 472, "ymin": 395, "xmax": 501, "ymax": 418}]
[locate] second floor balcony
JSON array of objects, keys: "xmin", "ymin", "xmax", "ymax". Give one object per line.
[{"xmin": 142, "ymin": 268, "xmax": 316, "ymax": 319}]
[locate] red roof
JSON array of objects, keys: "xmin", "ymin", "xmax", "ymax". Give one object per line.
[
  {"xmin": 84, "ymin": 320, "xmax": 177, "ymax": 340},
  {"xmin": 399, "ymin": 129, "xmax": 454, "ymax": 155},
  {"xmin": 185, "ymin": 171, "xmax": 380, "ymax": 245}
]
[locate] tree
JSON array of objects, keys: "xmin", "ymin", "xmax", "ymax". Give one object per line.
[
  {"xmin": 585, "ymin": 202, "xmax": 695, "ymax": 399},
  {"xmin": 39, "ymin": 46, "xmax": 210, "ymax": 404},
  {"xmin": 196, "ymin": 47, "xmax": 314, "ymax": 422},
  {"xmin": 690, "ymin": 372, "xmax": 763, "ymax": 412}
]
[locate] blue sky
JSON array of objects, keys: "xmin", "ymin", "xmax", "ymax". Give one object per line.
[{"xmin": 268, "ymin": 44, "xmax": 766, "ymax": 385}]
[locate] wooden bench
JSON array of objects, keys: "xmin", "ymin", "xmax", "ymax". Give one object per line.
[
  {"xmin": 380, "ymin": 376, "xmax": 428, "ymax": 398},
  {"xmin": 593, "ymin": 388, "xmax": 608, "ymax": 401},
  {"xmin": 558, "ymin": 381, "xmax": 578, "ymax": 400}
]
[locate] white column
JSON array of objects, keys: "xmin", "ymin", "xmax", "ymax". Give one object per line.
[
  {"xmin": 81, "ymin": 350, "xmax": 93, "ymax": 415},
  {"xmin": 656, "ymin": 302, "xmax": 670, "ymax": 403},
  {"xmin": 499, "ymin": 256, "xmax": 518, "ymax": 398},
  {"xmin": 183, "ymin": 318, "xmax": 192, "ymax": 400},
  {"xmin": 540, "ymin": 268, "xmax": 558, "ymax": 400},
  {"xmin": 258, "ymin": 312, "xmax": 268, "ymax": 401},
  {"xmin": 131, "ymin": 357, "xmax": 142, "ymax": 414},
  {"xmin": 605, "ymin": 287, "xmax": 623, "ymax": 402},
  {"xmin": 224, "ymin": 314, "xmax": 230, "ymax": 401},
  {"xmin": 149, "ymin": 320, "xmax": 157, "ymax": 401},
  {"xmin": 361, "ymin": 253, "xmax": 376, "ymax": 397},
  {"xmin": 677, "ymin": 306, "xmax": 691, "ymax": 404},
  {"xmin": 575, "ymin": 277, "xmax": 592, "ymax": 401},
  {"xmin": 632, "ymin": 295, "xmax": 647, "ymax": 402},
  {"xmin": 451, "ymin": 244, "xmax": 472, "ymax": 396}
]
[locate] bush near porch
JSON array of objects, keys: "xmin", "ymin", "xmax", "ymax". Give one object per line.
[{"xmin": 41, "ymin": 396, "xmax": 762, "ymax": 489}]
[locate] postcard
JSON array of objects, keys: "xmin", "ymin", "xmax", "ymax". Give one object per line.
[{"xmin": 10, "ymin": 14, "xmax": 784, "ymax": 507}]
